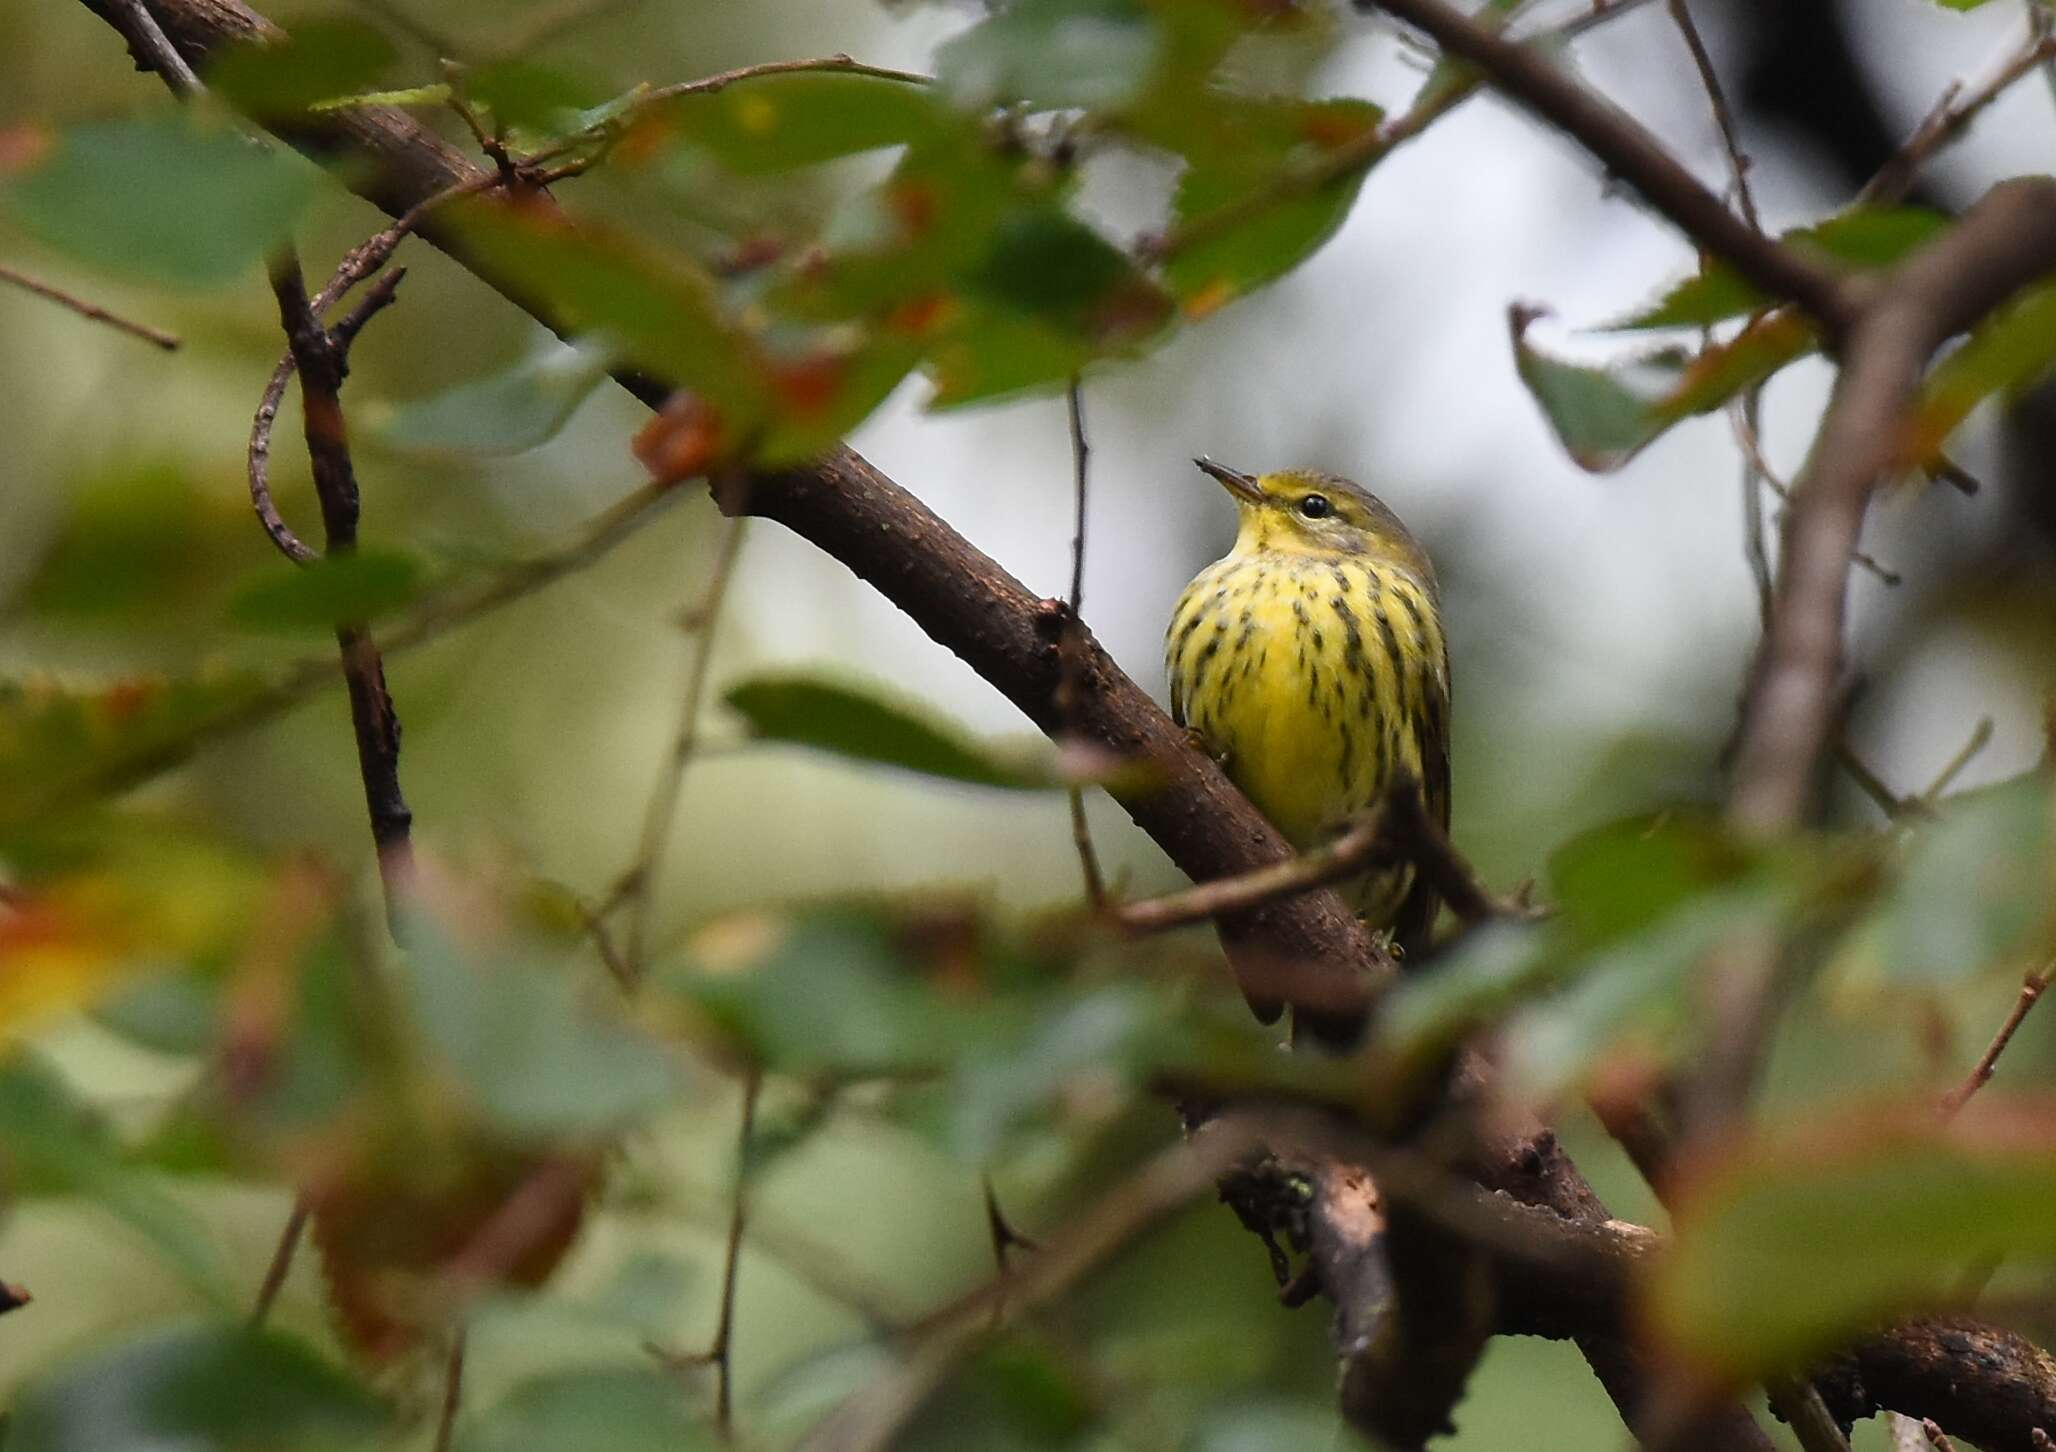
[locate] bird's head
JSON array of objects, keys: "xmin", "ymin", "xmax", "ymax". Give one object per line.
[{"xmin": 1193, "ymin": 458, "xmax": 1435, "ymax": 586}]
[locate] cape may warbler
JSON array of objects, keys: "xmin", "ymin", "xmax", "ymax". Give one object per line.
[{"xmin": 1166, "ymin": 460, "xmax": 1450, "ymax": 953}]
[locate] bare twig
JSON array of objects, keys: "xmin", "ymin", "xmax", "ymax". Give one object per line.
[
  {"xmin": 797, "ymin": 1117, "xmax": 1275, "ymax": 1452},
  {"xmin": 1352, "ymin": 0, "xmax": 1851, "ymax": 329},
  {"xmin": 0, "ymin": 262, "xmax": 180, "ymax": 349},
  {"xmin": 620, "ymin": 511, "xmax": 748, "ymax": 979},
  {"xmin": 1665, "ymin": 0, "xmax": 1759, "ymax": 232},
  {"xmin": 1767, "ymin": 1378, "xmax": 1856, "ymax": 1452},
  {"xmin": 1116, "ymin": 809, "xmax": 1393, "ymax": 934},
  {"xmin": 1860, "ymin": 19, "xmax": 2056, "ymax": 207},
  {"xmin": 265, "ymin": 250, "xmax": 417, "ymax": 925},
  {"xmin": 102, "ymin": 0, "xmax": 202, "ymax": 93},
  {"xmin": 1938, "ymin": 963, "xmax": 2052, "ymax": 1120},
  {"xmin": 1060, "ymin": 378, "xmax": 1107, "ymax": 909},
  {"xmin": 432, "ymin": 1327, "xmax": 466, "ymax": 1452},
  {"xmin": 707, "ymin": 1072, "xmax": 760, "ymax": 1435},
  {"xmin": 249, "ymin": 1197, "xmax": 310, "ymax": 1327}
]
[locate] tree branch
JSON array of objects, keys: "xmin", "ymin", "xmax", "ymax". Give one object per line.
[{"xmin": 1353, "ymin": 0, "xmax": 1851, "ymax": 330}]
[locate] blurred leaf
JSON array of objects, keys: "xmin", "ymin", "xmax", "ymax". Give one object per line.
[
  {"xmin": 901, "ymin": 1335, "xmax": 1099, "ymax": 1451},
  {"xmin": 455, "ymin": 1368, "xmax": 713, "ymax": 1452},
  {"xmin": 226, "ymin": 549, "xmax": 424, "ymax": 634},
  {"xmin": 0, "ymin": 675, "xmax": 264, "ymax": 829},
  {"xmin": 1548, "ymin": 811, "xmax": 1754, "ymax": 944},
  {"xmin": 9, "ymin": 1320, "xmax": 387, "ymax": 1452},
  {"xmin": 94, "ymin": 969, "xmax": 223, "ymax": 1057},
  {"xmin": 1653, "ymin": 1096, "xmax": 2056, "ymax": 1377},
  {"xmin": 964, "ymin": 206, "xmax": 1172, "ymax": 350},
  {"xmin": 310, "ymin": 83, "xmax": 453, "ymax": 113},
  {"xmin": 1511, "ymin": 307, "xmax": 1813, "ymax": 472},
  {"xmin": 1868, "ymin": 775, "xmax": 2055, "ymax": 988},
  {"xmin": 0, "ymin": 1057, "xmax": 227, "ymax": 1297},
  {"xmin": 313, "ymin": 1146, "xmax": 596, "ymax": 1361},
  {"xmin": 725, "ymin": 673, "xmax": 1068, "ymax": 790},
  {"xmin": 373, "ymin": 339, "xmax": 611, "ymax": 456},
  {"xmin": 397, "ymin": 927, "xmax": 681, "ymax": 1141},
  {"xmin": 1502, "ymin": 888, "xmax": 1782, "ymax": 1102},
  {"xmin": 205, "ymin": 19, "xmax": 397, "ymax": 121},
  {"xmin": 938, "ymin": 0, "xmax": 1162, "ymax": 111},
  {"xmin": 1375, "ymin": 921, "xmax": 1554, "ymax": 1071},
  {"xmin": 447, "ymin": 199, "xmax": 767, "ymax": 430},
  {"xmin": 2, "ymin": 115, "xmax": 319, "ymax": 286},
  {"xmin": 669, "ymin": 910, "xmax": 961, "ymax": 1075},
  {"xmin": 8, "ymin": 458, "xmax": 256, "ymax": 625},
  {"xmin": 925, "ymin": 301, "xmax": 1092, "ymax": 408},
  {"xmin": 1155, "ymin": 96, "xmax": 1381, "ymax": 309},
  {"xmin": 756, "ymin": 334, "xmax": 924, "ymax": 462},
  {"xmin": 1610, "ymin": 208, "xmax": 1950, "ymax": 330},
  {"xmin": 667, "ymin": 71, "xmax": 953, "ymax": 173},
  {"xmin": 464, "ymin": 60, "xmax": 604, "ymax": 137},
  {"xmin": 1906, "ymin": 277, "xmax": 2056, "ymax": 461}
]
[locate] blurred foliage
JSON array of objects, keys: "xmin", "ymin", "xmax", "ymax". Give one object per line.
[{"xmin": 2, "ymin": 0, "xmax": 2055, "ymax": 1449}]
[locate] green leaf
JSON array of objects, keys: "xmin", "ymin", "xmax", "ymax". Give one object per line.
[
  {"xmin": 397, "ymin": 929, "xmax": 682, "ymax": 1141},
  {"xmin": 0, "ymin": 675, "xmax": 266, "ymax": 832},
  {"xmin": 1907, "ymin": 277, "xmax": 2056, "ymax": 460},
  {"xmin": 1610, "ymin": 207, "xmax": 1950, "ymax": 330},
  {"xmin": 225, "ymin": 549, "xmax": 425, "ymax": 634},
  {"xmin": 371, "ymin": 340, "xmax": 610, "ymax": 456},
  {"xmin": 1375, "ymin": 922, "xmax": 1555, "ymax": 1072},
  {"xmin": 1548, "ymin": 811, "xmax": 1754, "ymax": 944},
  {"xmin": 666, "ymin": 71, "xmax": 953, "ymax": 174},
  {"xmin": 455, "ymin": 1368, "xmax": 713, "ymax": 1452},
  {"xmin": 669, "ymin": 910, "xmax": 961, "ymax": 1075},
  {"xmin": 9, "ymin": 1320, "xmax": 388, "ymax": 1452},
  {"xmin": 963, "ymin": 206, "xmax": 1172, "ymax": 347},
  {"xmin": 464, "ymin": 61, "xmax": 604, "ymax": 137},
  {"xmin": 1156, "ymin": 97, "xmax": 1381, "ymax": 308},
  {"xmin": 756, "ymin": 334, "xmax": 924, "ymax": 462},
  {"xmin": 938, "ymin": 0, "xmax": 1162, "ymax": 112},
  {"xmin": 3, "ymin": 115, "xmax": 319, "ymax": 287},
  {"xmin": 1500, "ymin": 889, "xmax": 1778, "ymax": 1101},
  {"xmin": 1511, "ymin": 307, "xmax": 1814, "ymax": 472},
  {"xmin": 7, "ymin": 458, "xmax": 254, "ymax": 624},
  {"xmin": 0, "ymin": 1058, "xmax": 228, "ymax": 1297},
  {"xmin": 725, "ymin": 673, "xmax": 1069, "ymax": 789},
  {"xmin": 204, "ymin": 19, "xmax": 398, "ymax": 121},
  {"xmin": 446, "ymin": 200, "xmax": 767, "ymax": 430},
  {"xmin": 924, "ymin": 301, "xmax": 1093, "ymax": 409},
  {"xmin": 1868, "ymin": 775, "xmax": 2056, "ymax": 988},
  {"xmin": 1652, "ymin": 1098, "xmax": 2056, "ymax": 1377}
]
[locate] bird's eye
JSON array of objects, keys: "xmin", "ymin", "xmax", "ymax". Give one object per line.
[{"xmin": 1298, "ymin": 494, "xmax": 1331, "ymax": 520}]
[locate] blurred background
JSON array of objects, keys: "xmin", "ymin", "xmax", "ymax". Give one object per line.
[{"xmin": 5, "ymin": 1, "xmax": 2056, "ymax": 1447}]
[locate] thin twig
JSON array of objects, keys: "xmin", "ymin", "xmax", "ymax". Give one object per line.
[
  {"xmin": 1938, "ymin": 963, "xmax": 2051, "ymax": 1120},
  {"xmin": 1665, "ymin": 0, "xmax": 1759, "ymax": 232},
  {"xmin": 103, "ymin": 0, "xmax": 202, "ymax": 94},
  {"xmin": 712, "ymin": 1071, "xmax": 758, "ymax": 1436},
  {"xmin": 266, "ymin": 250, "xmax": 417, "ymax": 927},
  {"xmin": 1915, "ymin": 716, "xmax": 1994, "ymax": 809},
  {"xmin": 620, "ymin": 511, "xmax": 748, "ymax": 979},
  {"xmin": 1352, "ymin": 0, "xmax": 1850, "ymax": 329},
  {"xmin": 432, "ymin": 1327, "xmax": 466, "ymax": 1452},
  {"xmin": 1731, "ymin": 408, "xmax": 1901, "ymax": 586},
  {"xmin": 1860, "ymin": 20, "xmax": 2056, "ymax": 206},
  {"xmin": 1767, "ymin": 1378, "xmax": 1856, "ymax": 1452},
  {"xmin": 1060, "ymin": 378, "xmax": 1107, "ymax": 909},
  {"xmin": 0, "ymin": 262, "xmax": 180, "ymax": 349},
  {"xmin": 249, "ymin": 1197, "xmax": 310, "ymax": 1328},
  {"xmin": 1117, "ymin": 810, "xmax": 1393, "ymax": 933}
]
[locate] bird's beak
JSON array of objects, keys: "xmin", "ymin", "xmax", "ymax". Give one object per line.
[{"xmin": 1193, "ymin": 457, "xmax": 1262, "ymax": 503}]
